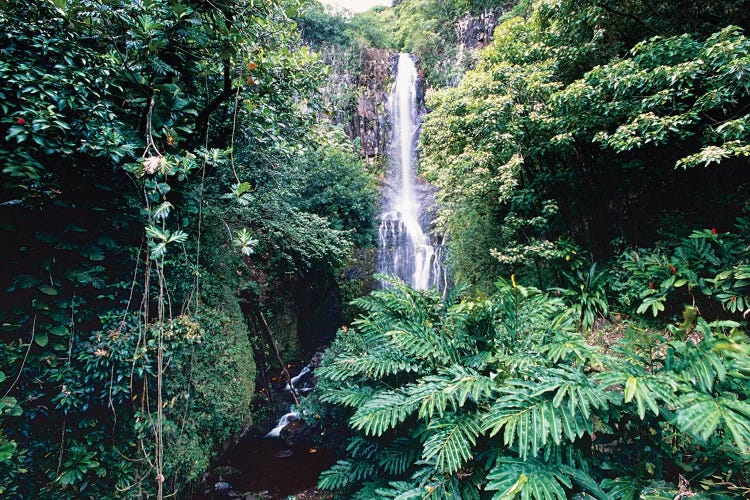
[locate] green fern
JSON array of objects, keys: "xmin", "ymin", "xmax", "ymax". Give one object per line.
[
  {"xmin": 485, "ymin": 457, "xmax": 577, "ymax": 500},
  {"xmin": 318, "ymin": 354, "xmax": 420, "ymax": 381},
  {"xmin": 422, "ymin": 413, "xmax": 482, "ymax": 474},
  {"xmin": 675, "ymin": 392, "xmax": 750, "ymax": 450},
  {"xmin": 596, "ymin": 370, "xmax": 677, "ymax": 419},
  {"xmin": 314, "ymin": 277, "xmax": 750, "ymax": 498},
  {"xmin": 319, "ymin": 385, "xmax": 376, "ymax": 408},
  {"xmin": 350, "ymin": 390, "xmax": 417, "ymax": 436},
  {"xmin": 385, "ymin": 321, "xmax": 457, "ymax": 365},
  {"xmin": 377, "ymin": 437, "xmax": 421, "ymax": 475},
  {"xmin": 484, "ymin": 368, "xmax": 608, "ymax": 458},
  {"xmin": 318, "ymin": 459, "xmax": 377, "ymax": 490},
  {"xmin": 407, "ymin": 367, "xmax": 496, "ymax": 420}
]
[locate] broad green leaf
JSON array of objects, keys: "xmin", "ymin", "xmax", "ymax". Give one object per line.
[{"xmin": 34, "ymin": 331, "xmax": 49, "ymax": 347}]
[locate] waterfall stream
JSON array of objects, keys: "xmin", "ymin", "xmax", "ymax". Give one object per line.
[{"xmin": 378, "ymin": 53, "xmax": 445, "ymax": 292}]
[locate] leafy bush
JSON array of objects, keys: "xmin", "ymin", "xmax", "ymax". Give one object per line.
[
  {"xmin": 313, "ymin": 277, "xmax": 750, "ymax": 498},
  {"xmin": 613, "ymin": 221, "xmax": 750, "ymax": 321}
]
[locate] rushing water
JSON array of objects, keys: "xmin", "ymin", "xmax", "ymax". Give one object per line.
[
  {"xmin": 378, "ymin": 53, "xmax": 445, "ymax": 292},
  {"xmin": 196, "ymin": 364, "xmax": 334, "ymax": 499}
]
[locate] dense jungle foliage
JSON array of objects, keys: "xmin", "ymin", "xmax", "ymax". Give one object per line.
[
  {"xmin": 0, "ymin": 0, "xmax": 377, "ymax": 497},
  {"xmin": 299, "ymin": 0, "xmax": 750, "ymax": 499},
  {"xmin": 2, "ymin": 0, "xmax": 750, "ymax": 498}
]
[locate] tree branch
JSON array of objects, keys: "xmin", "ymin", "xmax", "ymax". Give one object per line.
[{"xmin": 193, "ymin": 62, "xmax": 235, "ymax": 140}]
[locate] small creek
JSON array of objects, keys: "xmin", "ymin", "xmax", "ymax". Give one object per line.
[{"xmin": 194, "ymin": 364, "xmax": 335, "ymax": 500}]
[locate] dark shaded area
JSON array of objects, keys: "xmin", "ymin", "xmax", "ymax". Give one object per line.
[{"xmin": 195, "ymin": 434, "xmax": 335, "ymax": 499}]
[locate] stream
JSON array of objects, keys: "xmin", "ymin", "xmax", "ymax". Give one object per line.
[{"xmin": 194, "ymin": 364, "xmax": 334, "ymax": 500}]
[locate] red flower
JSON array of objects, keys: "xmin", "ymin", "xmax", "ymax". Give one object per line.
[
  {"xmin": 669, "ymin": 265, "xmax": 676, "ymax": 274},
  {"xmin": 730, "ymin": 296, "xmax": 736, "ymax": 303},
  {"xmin": 649, "ymin": 281, "xmax": 655, "ymax": 289},
  {"xmin": 711, "ymin": 228, "xmax": 717, "ymax": 235},
  {"xmin": 16, "ymin": 117, "xmax": 26, "ymax": 125}
]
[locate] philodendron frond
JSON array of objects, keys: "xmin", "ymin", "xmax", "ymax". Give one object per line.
[{"xmin": 313, "ymin": 278, "xmax": 750, "ymax": 499}]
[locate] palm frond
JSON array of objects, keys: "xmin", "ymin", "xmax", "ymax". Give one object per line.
[{"xmin": 318, "ymin": 459, "xmax": 378, "ymax": 490}]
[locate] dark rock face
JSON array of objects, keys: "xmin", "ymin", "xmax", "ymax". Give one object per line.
[
  {"xmin": 456, "ymin": 9, "xmax": 505, "ymax": 49},
  {"xmin": 351, "ymin": 48, "xmax": 393, "ymax": 158}
]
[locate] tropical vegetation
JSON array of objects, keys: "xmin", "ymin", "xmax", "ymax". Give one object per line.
[{"xmin": 2, "ymin": 0, "xmax": 749, "ymax": 498}]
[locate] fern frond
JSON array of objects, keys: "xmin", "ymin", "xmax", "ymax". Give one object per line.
[
  {"xmin": 385, "ymin": 320, "xmax": 457, "ymax": 365},
  {"xmin": 484, "ymin": 369, "xmax": 607, "ymax": 459},
  {"xmin": 483, "ymin": 384, "xmax": 562, "ymax": 459},
  {"xmin": 601, "ymin": 476, "xmax": 639, "ymax": 500},
  {"xmin": 544, "ymin": 366, "xmax": 609, "ymax": 421},
  {"xmin": 542, "ymin": 330, "xmax": 601, "ymax": 366},
  {"xmin": 462, "ymin": 350, "xmax": 495, "ymax": 370},
  {"xmin": 319, "ymin": 385, "xmax": 376, "ymax": 408},
  {"xmin": 442, "ymin": 365, "xmax": 497, "ymax": 407},
  {"xmin": 374, "ymin": 481, "xmax": 424, "ymax": 499},
  {"xmin": 408, "ymin": 377, "xmax": 452, "ymax": 420},
  {"xmin": 422, "ymin": 413, "xmax": 482, "ymax": 474},
  {"xmin": 496, "ymin": 352, "xmax": 547, "ymax": 377},
  {"xmin": 318, "ymin": 459, "xmax": 377, "ymax": 490},
  {"xmin": 350, "ymin": 390, "xmax": 417, "ymax": 436},
  {"xmin": 347, "ymin": 436, "xmax": 381, "ymax": 459},
  {"xmin": 668, "ymin": 338, "xmax": 726, "ymax": 393},
  {"xmin": 318, "ymin": 354, "xmax": 421, "ymax": 382},
  {"xmin": 638, "ymin": 480, "xmax": 680, "ymax": 500},
  {"xmin": 596, "ymin": 371, "xmax": 677, "ymax": 419},
  {"xmin": 486, "ymin": 457, "xmax": 571, "ymax": 500},
  {"xmin": 675, "ymin": 392, "xmax": 750, "ymax": 450},
  {"xmin": 378, "ymin": 437, "xmax": 421, "ymax": 475},
  {"xmin": 351, "ymin": 480, "xmax": 392, "ymax": 500}
]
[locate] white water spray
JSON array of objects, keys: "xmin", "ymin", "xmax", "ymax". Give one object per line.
[
  {"xmin": 265, "ymin": 411, "xmax": 299, "ymax": 438},
  {"xmin": 378, "ymin": 54, "xmax": 444, "ymax": 291},
  {"xmin": 284, "ymin": 364, "xmax": 312, "ymax": 392}
]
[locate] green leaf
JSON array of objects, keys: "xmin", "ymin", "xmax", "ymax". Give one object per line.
[
  {"xmin": 38, "ymin": 285, "xmax": 58, "ymax": 296},
  {"xmin": 34, "ymin": 331, "xmax": 49, "ymax": 346},
  {"xmin": 486, "ymin": 458, "xmax": 572, "ymax": 500},
  {"xmin": 676, "ymin": 394, "xmax": 750, "ymax": 449},
  {"xmin": 422, "ymin": 414, "xmax": 481, "ymax": 474},
  {"xmin": 49, "ymin": 325, "xmax": 68, "ymax": 336},
  {"xmin": 0, "ymin": 441, "xmax": 17, "ymax": 462},
  {"xmin": 350, "ymin": 391, "xmax": 416, "ymax": 437}
]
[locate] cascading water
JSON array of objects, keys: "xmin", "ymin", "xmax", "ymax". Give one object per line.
[
  {"xmin": 264, "ymin": 411, "xmax": 299, "ymax": 438},
  {"xmin": 378, "ymin": 53, "xmax": 445, "ymax": 292}
]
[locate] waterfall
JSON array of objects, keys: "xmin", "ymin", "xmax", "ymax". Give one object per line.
[
  {"xmin": 265, "ymin": 411, "xmax": 299, "ymax": 438},
  {"xmin": 284, "ymin": 364, "xmax": 312, "ymax": 392},
  {"xmin": 378, "ymin": 53, "xmax": 445, "ymax": 292}
]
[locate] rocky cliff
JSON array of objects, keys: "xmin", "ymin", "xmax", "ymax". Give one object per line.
[
  {"xmin": 351, "ymin": 48, "xmax": 393, "ymax": 158},
  {"xmin": 456, "ymin": 9, "xmax": 502, "ymax": 49}
]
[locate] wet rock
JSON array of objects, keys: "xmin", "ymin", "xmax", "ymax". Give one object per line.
[
  {"xmin": 214, "ymin": 481, "xmax": 231, "ymax": 492},
  {"xmin": 456, "ymin": 8, "xmax": 508, "ymax": 49},
  {"xmin": 280, "ymin": 418, "xmax": 314, "ymax": 448},
  {"xmin": 309, "ymin": 351, "xmax": 325, "ymax": 369}
]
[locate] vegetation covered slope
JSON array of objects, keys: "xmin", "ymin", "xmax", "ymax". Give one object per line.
[{"xmin": 0, "ymin": 0, "xmax": 377, "ymax": 497}]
